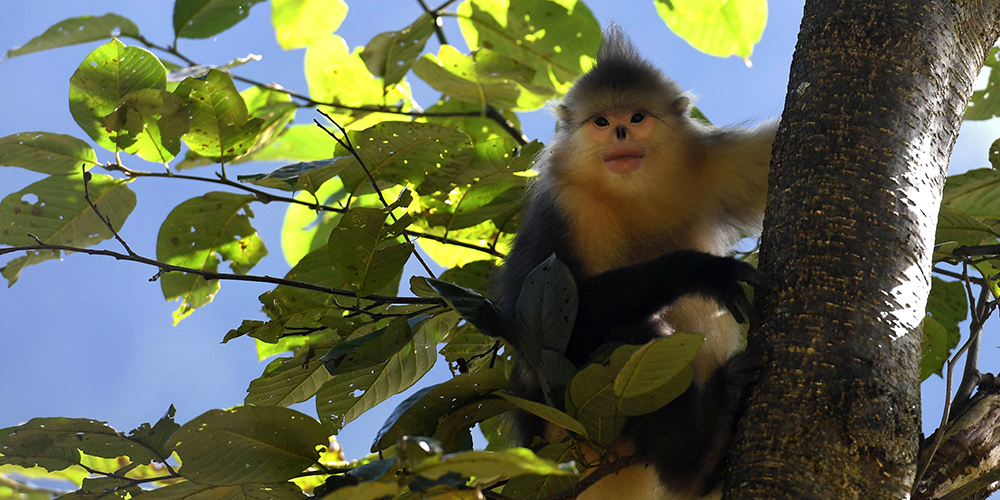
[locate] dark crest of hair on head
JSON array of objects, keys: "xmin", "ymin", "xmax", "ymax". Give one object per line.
[{"xmin": 560, "ymin": 23, "xmax": 685, "ymax": 124}]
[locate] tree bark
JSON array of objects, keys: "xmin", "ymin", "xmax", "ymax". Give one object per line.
[{"xmin": 726, "ymin": 1, "xmax": 1000, "ymax": 499}]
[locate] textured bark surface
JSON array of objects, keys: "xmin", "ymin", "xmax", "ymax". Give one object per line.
[{"xmin": 726, "ymin": 1, "xmax": 1000, "ymax": 499}]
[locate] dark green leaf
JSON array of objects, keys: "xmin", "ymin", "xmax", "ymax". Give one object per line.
[
  {"xmin": 173, "ymin": 0, "xmax": 266, "ymax": 39},
  {"xmin": 361, "ymin": 14, "xmax": 436, "ymax": 86},
  {"xmin": 424, "ymin": 277, "xmax": 504, "ymax": 338},
  {"xmin": 4, "ymin": 14, "xmax": 140, "ymax": 59},
  {"xmin": 237, "ymin": 157, "xmax": 347, "ymax": 194},
  {"xmin": 515, "ymin": 254, "xmax": 577, "ymax": 358},
  {"xmin": 125, "ymin": 406, "xmax": 181, "ymax": 464}
]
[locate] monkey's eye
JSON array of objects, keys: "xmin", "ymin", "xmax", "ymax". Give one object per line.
[
  {"xmin": 594, "ymin": 117, "xmax": 610, "ymax": 127},
  {"xmin": 630, "ymin": 113, "xmax": 645, "ymax": 123}
]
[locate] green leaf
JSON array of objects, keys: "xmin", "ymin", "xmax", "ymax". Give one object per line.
[
  {"xmin": 4, "ymin": 14, "xmax": 140, "ymax": 60},
  {"xmin": 423, "ymin": 97, "xmax": 524, "ymax": 145},
  {"xmin": 251, "ymin": 124, "xmax": 335, "ymax": 162},
  {"xmin": 494, "ymin": 392, "xmax": 587, "ymax": 438},
  {"xmin": 936, "ymin": 206, "xmax": 1000, "ymax": 246},
  {"xmin": 105, "ymin": 88, "xmax": 191, "ymax": 163},
  {"xmin": 168, "ymin": 406, "xmax": 328, "ymax": 486},
  {"xmin": 456, "ymin": 0, "xmax": 601, "ymax": 93},
  {"xmin": 410, "ymin": 448, "xmax": 573, "ymax": 486},
  {"xmin": 246, "ymin": 349, "xmax": 334, "ymax": 407},
  {"xmin": 0, "ymin": 174, "xmax": 136, "ymax": 286},
  {"xmin": 943, "ymin": 168, "xmax": 1000, "ymax": 219},
  {"xmin": 515, "ymin": 254, "xmax": 577, "ymax": 359},
  {"xmin": 433, "ymin": 397, "xmax": 513, "ymax": 452},
  {"xmin": 156, "ymin": 192, "xmax": 267, "ymax": 323},
  {"xmin": 328, "ymin": 207, "xmax": 413, "ymax": 296},
  {"xmin": 173, "ymin": 0, "xmax": 267, "ymax": 40},
  {"xmin": 921, "ymin": 278, "xmax": 966, "ymax": 380},
  {"xmin": 654, "ymin": 0, "xmax": 767, "ymax": 61},
  {"xmin": 125, "ymin": 406, "xmax": 181, "ymax": 464},
  {"xmin": 502, "ymin": 442, "xmax": 578, "ymax": 498},
  {"xmin": 423, "ymin": 277, "xmax": 504, "ymax": 338},
  {"xmin": 921, "ymin": 317, "xmax": 950, "ymax": 382},
  {"xmin": 69, "ymin": 39, "xmax": 167, "ymax": 152},
  {"xmin": 413, "ymin": 45, "xmax": 549, "ymax": 111},
  {"xmin": 373, "ymin": 368, "xmax": 508, "ymax": 452},
  {"xmin": 174, "ymin": 69, "xmax": 263, "ymax": 163},
  {"xmin": 614, "ymin": 333, "xmax": 703, "ymax": 399},
  {"xmin": 272, "ymin": 0, "xmax": 348, "ymax": 50},
  {"xmin": 336, "ymin": 121, "xmax": 473, "ymax": 197},
  {"xmin": 0, "ymin": 132, "xmax": 99, "ymax": 175},
  {"xmin": 238, "ymin": 157, "xmax": 347, "ymax": 194},
  {"xmin": 316, "ymin": 328, "xmax": 439, "ymax": 433},
  {"xmin": 438, "ymin": 259, "xmax": 497, "ymax": 294},
  {"xmin": 362, "ymin": 14, "xmax": 436, "ymax": 87},
  {"xmin": 966, "ymin": 47, "xmax": 1000, "ymax": 120},
  {"xmin": 304, "ymin": 34, "xmax": 412, "ymax": 131},
  {"xmin": 414, "ymin": 220, "xmax": 513, "ymax": 269},
  {"xmin": 131, "ymin": 481, "xmax": 307, "ymax": 499},
  {"xmin": 324, "ymin": 317, "xmax": 417, "ymax": 374},
  {"xmin": 0, "ymin": 418, "xmax": 116, "ymax": 471},
  {"xmin": 568, "ymin": 345, "xmax": 640, "ymax": 445}
]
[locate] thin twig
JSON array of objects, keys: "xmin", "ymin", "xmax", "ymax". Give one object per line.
[
  {"xmin": 0, "ymin": 244, "xmax": 445, "ymax": 307},
  {"xmin": 314, "ymin": 112, "xmax": 438, "ymax": 278},
  {"xmin": 417, "ymin": 0, "xmax": 448, "ymax": 45},
  {"xmin": 403, "ymin": 229, "xmax": 505, "ymax": 258},
  {"xmin": 82, "ymin": 168, "xmax": 137, "ymax": 257},
  {"xmin": 932, "ymin": 266, "xmax": 987, "ymax": 286}
]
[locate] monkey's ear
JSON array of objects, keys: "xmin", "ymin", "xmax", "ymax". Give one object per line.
[
  {"xmin": 669, "ymin": 95, "xmax": 690, "ymax": 115},
  {"xmin": 556, "ymin": 103, "xmax": 571, "ymax": 122}
]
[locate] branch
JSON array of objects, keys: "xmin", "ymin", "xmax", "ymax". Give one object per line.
[
  {"xmin": 314, "ymin": 112, "xmax": 438, "ymax": 278},
  {"xmin": 0, "ymin": 244, "xmax": 445, "ymax": 307}
]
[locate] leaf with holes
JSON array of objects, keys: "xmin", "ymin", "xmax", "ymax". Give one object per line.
[
  {"xmin": 105, "ymin": 89, "xmax": 191, "ymax": 163},
  {"xmin": 156, "ymin": 192, "xmax": 267, "ymax": 323},
  {"xmin": 168, "ymin": 406, "xmax": 327, "ymax": 485},
  {"xmin": 413, "ymin": 45, "xmax": 548, "ymax": 111},
  {"xmin": 0, "ymin": 132, "xmax": 99, "ymax": 175},
  {"xmin": 0, "ymin": 174, "xmax": 135, "ymax": 286},
  {"xmin": 69, "ymin": 39, "xmax": 167, "ymax": 152},
  {"xmin": 328, "ymin": 206, "xmax": 413, "ymax": 296},
  {"xmin": 174, "ymin": 69, "xmax": 263, "ymax": 163},
  {"xmin": 361, "ymin": 14, "xmax": 435, "ymax": 86},
  {"xmin": 4, "ymin": 13, "xmax": 140, "ymax": 59},
  {"xmin": 173, "ymin": 0, "xmax": 266, "ymax": 39}
]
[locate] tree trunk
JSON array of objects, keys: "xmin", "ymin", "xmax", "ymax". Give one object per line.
[{"xmin": 726, "ymin": 1, "xmax": 1000, "ymax": 499}]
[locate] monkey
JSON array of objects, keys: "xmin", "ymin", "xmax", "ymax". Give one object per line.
[{"xmin": 492, "ymin": 26, "xmax": 777, "ymax": 500}]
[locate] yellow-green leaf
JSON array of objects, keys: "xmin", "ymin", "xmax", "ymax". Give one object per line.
[
  {"xmin": 0, "ymin": 132, "xmax": 99, "ymax": 175},
  {"xmin": 654, "ymin": 0, "xmax": 767, "ymax": 61},
  {"xmin": 361, "ymin": 14, "xmax": 435, "ymax": 86},
  {"xmin": 613, "ymin": 333, "xmax": 703, "ymax": 398},
  {"xmin": 105, "ymin": 88, "xmax": 191, "ymax": 163},
  {"xmin": 174, "ymin": 69, "xmax": 263, "ymax": 163}
]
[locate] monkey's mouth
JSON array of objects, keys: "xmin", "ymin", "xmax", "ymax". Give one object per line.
[{"xmin": 603, "ymin": 148, "xmax": 646, "ymax": 174}]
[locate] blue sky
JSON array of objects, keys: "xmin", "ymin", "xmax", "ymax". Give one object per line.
[{"xmin": 1, "ymin": 0, "xmax": 997, "ymax": 466}]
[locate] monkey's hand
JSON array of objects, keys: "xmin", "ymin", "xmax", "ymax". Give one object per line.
[{"xmin": 684, "ymin": 253, "xmax": 773, "ymax": 325}]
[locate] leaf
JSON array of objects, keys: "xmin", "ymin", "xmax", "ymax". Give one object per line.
[
  {"xmin": 373, "ymin": 368, "xmax": 508, "ymax": 452},
  {"xmin": 315, "ymin": 481, "xmax": 398, "ymax": 500},
  {"xmin": 0, "ymin": 132, "xmax": 99, "ymax": 175},
  {"xmin": 423, "ymin": 97, "xmax": 524, "ymax": 145},
  {"xmin": 238, "ymin": 157, "xmax": 347, "ymax": 194},
  {"xmin": 0, "ymin": 174, "xmax": 136, "ymax": 286},
  {"xmin": 173, "ymin": 0, "xmax": 267, "ymax": 40},
  {"xmin": 568, "ymin": 345, "xmax": 639, "ymax": 445},
  {"xmin": 515, "ymin": 254, "xmax": 577, "ymax": 359},
  {"xmin": 423, "ymin": 277, "xmax": 504, "ymax": 338},
  {"xmin": 272, "ymin": 0, "xmax": 348, "ymax": 50},
  {"xmin": 654, "ymin": 0, "xmax": 767, "ymax": 61},
  {"xmin": 936, "ymin": 206, "xmax": 999, "ymax": 246},
  {"xmin": 494, "ymin": 392, "xmax": 587, "ymax": 438},
  {"xmin": 328, "ymin": 206, "xmax": 413, "ymax": 296},
  {"xmin": 251, "ymin": 124, "xmax": 335, "ymax": 162},
  {"xmin": 336, "ymin": 122, "xmax": 473, "ymax": 197},
  {"xmin": 410, "ymin": 448, "xmax": 573, "ymax": 486},
  {"xmin": 414, "ymin": 221, "xmax": 513, "ymax": 269},
  {"xmin": 966, "ymin": 47, "xmax": 1000, "ymax": 120},
  {"xmin": 245, "ymin": 350, "xmax": 334, "ymax": 407},
  {"xmin": 943, "ymin": 168, "xmax": 1000, "ymax": 219},
  {"xmin": 361, "ymin": 14, "xmax": 435, "ymax": 86},
  {"xmin": 125, "ymin": 406, "xmax": 181, "ymax": 464},
  {"xmin": 133, "ymin": 481, "xmax": 307, "ymax": 499},
  {"xmin": 433, "ymin": 397, "xmax": 514, "ymax": 452},
  {"xmin": 413, "ymin": 46, "xmax": 548, "ymax": 111},
  {"xmin": 69, "ymin": 39, "xmax": 167, "ymax": 152},
  {"xmin": 438, "ymin": 260, "xmax": 497, "ymax": 294},
  {"xmin": 168, "ymin": 406, "xmax": 328, "ymax": 485},
  {"xmin": 304, "ymin": 34, "xmax": 411, "ymax": 131},
  {"xmin": 156, "ymin": 192, "xmax": 267, "ymax": 323},
  {"xmin": 323, "ymin": 317, "xmax": 417, "ymax": 375},
  {"xmin": 614, "ymin": 333, "xmax": 703, "ymax": 398},
  {"xmin": 174, "ymin": 69, "xmax": 263, "ymax": 163},
  {"xmin": 316, "ymin": 328, "xmax": 439, "ymax": 433},
  {"xmin": 4, "ymin": 13, "xmax": 140, "ymax": 60},
  {"xmin": 921, "ymin": 278, "xmax": 967, "ymax": 380},
  {"xmin": 456, "ymin": 0, "xmax": 601, "ymax": 93},
  {"xmin": 105, "ymin": 88, "xmax": 191, "ymax": 163},
  {"xmin": 501, "ymin": 442, "xmax": 578, "ymax": 498}
]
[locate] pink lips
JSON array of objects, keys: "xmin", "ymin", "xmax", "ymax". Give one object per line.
[{"xmin": 603, "ymin": 147, "xmax": 645, "ymax": 174}]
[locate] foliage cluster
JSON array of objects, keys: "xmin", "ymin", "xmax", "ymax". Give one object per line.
[{"xmin": 1, "ymin": 0, "xmax": 1000, "ymax": 499}]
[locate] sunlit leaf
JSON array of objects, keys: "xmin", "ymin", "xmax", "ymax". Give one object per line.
[
  {"xmin": 494, "ymin": 392, "xmax": 586, "ymax": 437},
  {"xmin": 654, "ymin": 0, "xmax": 767, "ymax": 61},
  {"xmin": 361, "ymin": 14, "xmax": 435, "ymax": 87},
  {"xmin": 246, "ymin": 349, "xmax": 334, "ymax": 407},
  {"xmin": 156, "ymin": 192, "xmax": 267, "ymax": 323},
  {"xmin": 105, "ymin": 88, "xmax": 191, "ymax": 163},
  {"xmin": 173, "ymin": 0, "xmax": 267, "ymax": 40},
  {"xmin": 502, "ymin": 442, "xmax": 578, "ymax": 498},
  {"xmin": 614, "ymin": 333, "xmax": 703, "ymax": 398},
  {"xmin": 0, "ymin": 132, "xmax": 99, "ymax": 175},
  {"xmin": 4, "ymin": 14, "xmax": 140, "ymax": 60},
  {"xmin": 456, "ymin": 0, "xmax": 601, "ymax": 93},
  {"xmin": 935, "ymin": 206, "xmax": 999, "ymax": 247},
  {"xmin": 410, "ymin": 448, "xmax": 573, "ymax": 486},
  {"xmin": 943, "ymin": 168, "xmax": 1000, "ymax": 220},
  {"xmin": 413, "ymin": 45, "xmax": 549, "ymax": 111},
  {"xmin": 0, "ymin": 174, "xmax": 135, "ymax": 286},
  {"xmin": 272, "ymin": 0, "xmax": 348, "ymax": 49},
  {"xmin": 966, "ymin": 47, "xmax": 1000, "ymax": 120},
  {"xmin": 174, "ymin": 69, "xmax": 263, "ymax": 163},
  {"xmin": 423, "ymin": 97, "xmax": 524, "ymax": 145},
  {"xmin": 328, "ymin": 207, "xmax": 413, "ymax": 296},
  {"xmin": 168, "ymin": 406, "xmax": 327, "ymax": 485},
  {"xmin": 921, "ymin": 278, "xmax": 966, "ymax": 380},
  {"xmin": 69, "ymin": 39, "xmax": 167, "ymax": 152}
]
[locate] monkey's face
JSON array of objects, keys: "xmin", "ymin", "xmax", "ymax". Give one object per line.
[{"xmin": 585, "ymin": 111, "xmax": 658, "ymax": 174}]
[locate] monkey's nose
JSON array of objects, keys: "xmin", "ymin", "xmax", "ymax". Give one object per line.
[{"xmin": 615, "ymin": 126, "xmax": 627, "ymax": 139}]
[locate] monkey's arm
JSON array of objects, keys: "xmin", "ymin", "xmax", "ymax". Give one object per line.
[
  {"xmin": 701, "ymin": 120, "xmax": 777, "ymax": 233},
  {"xmin": 575, "ymin": 249, "xmax": 765, "ymax": 336}
]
